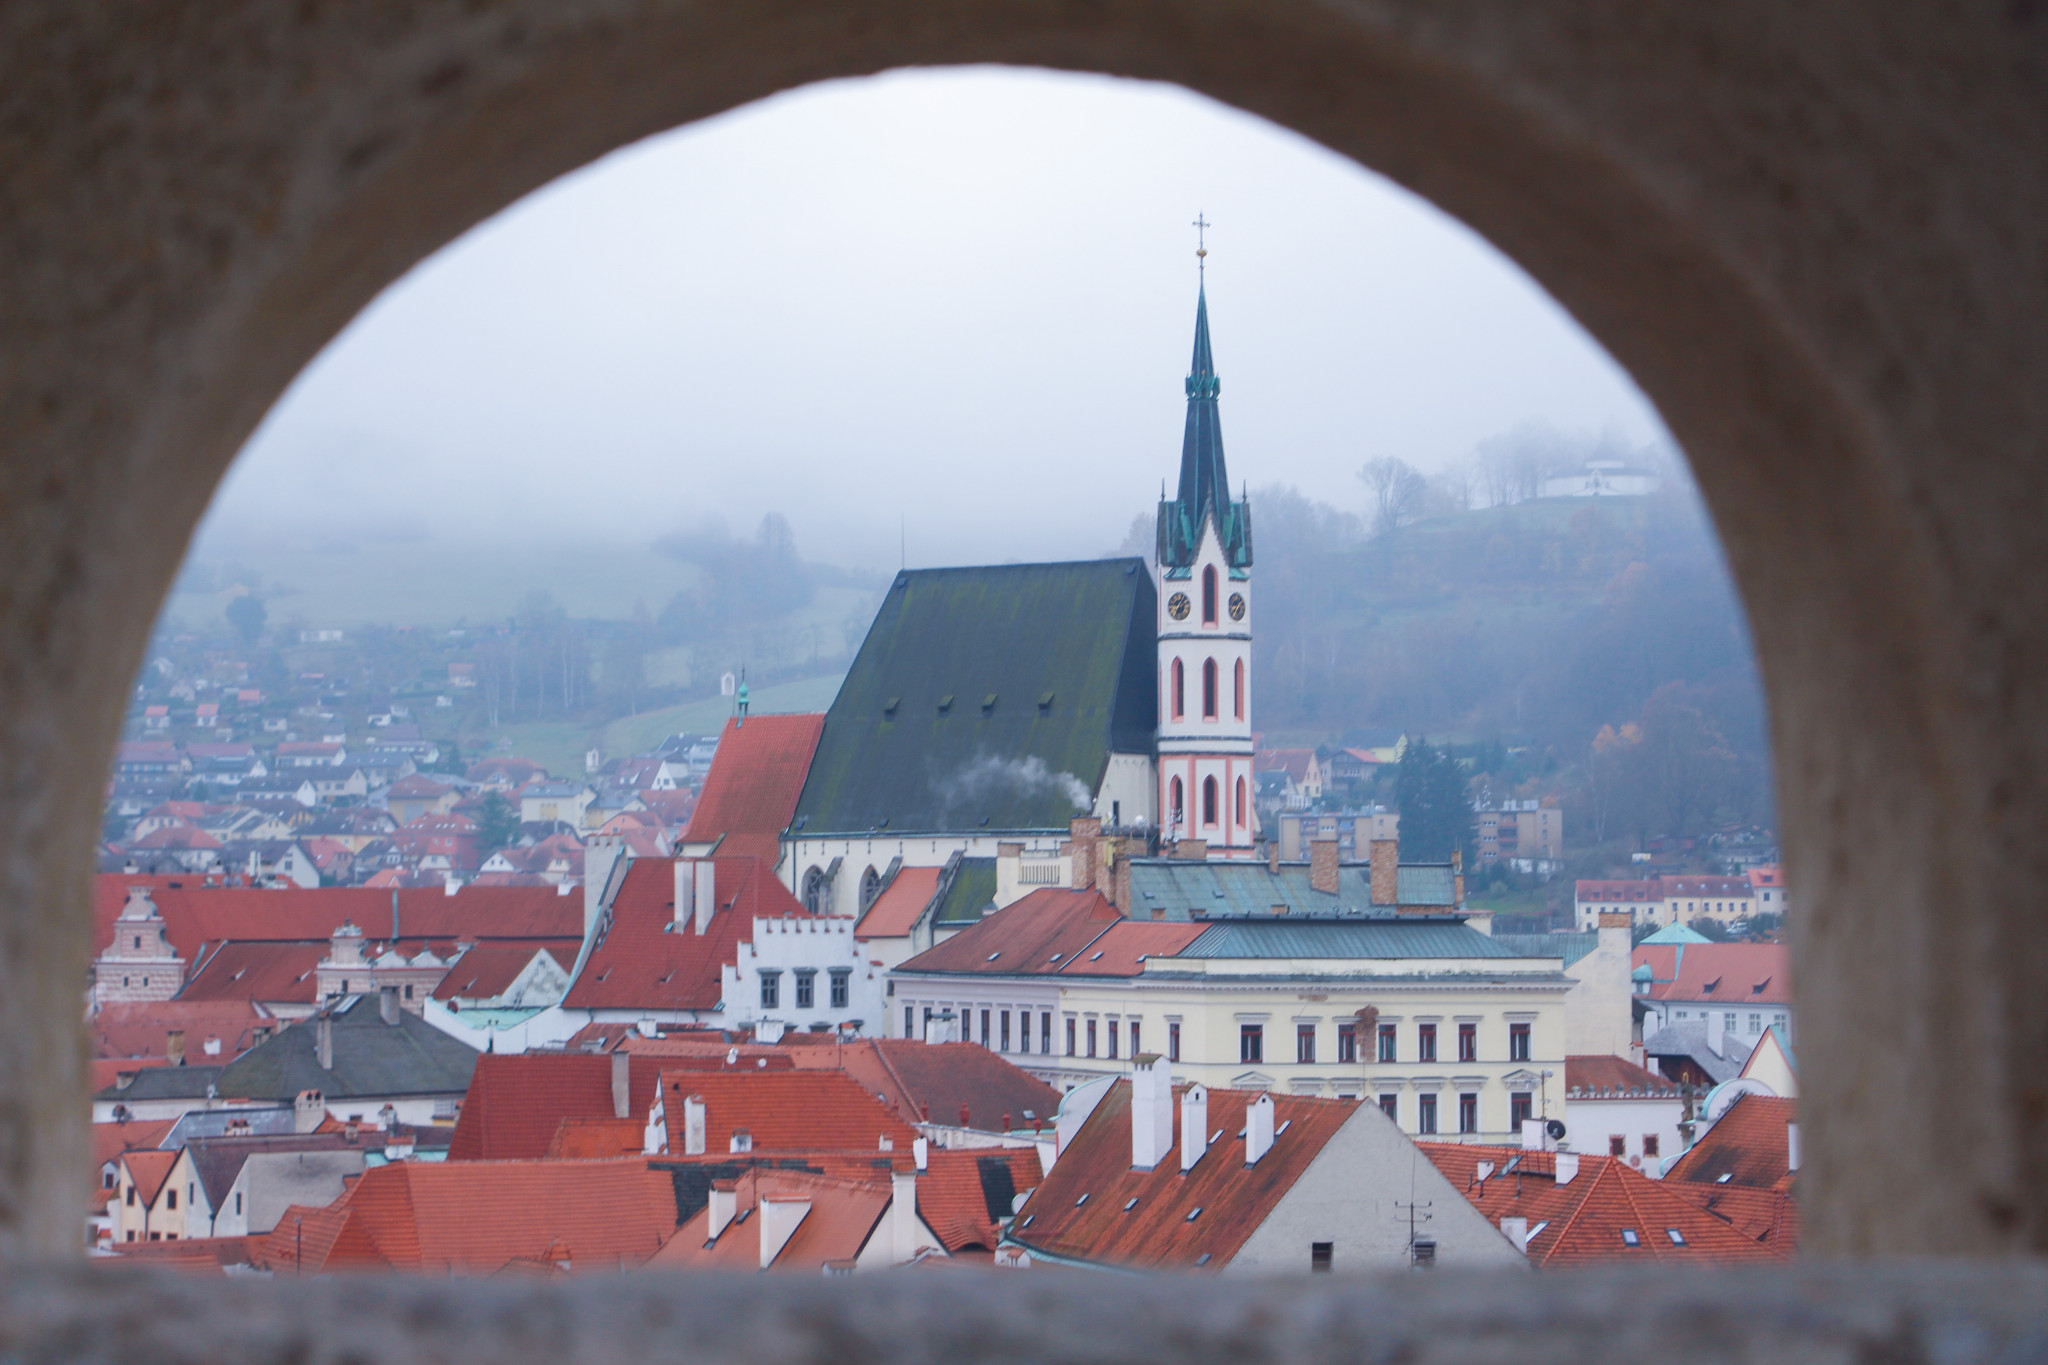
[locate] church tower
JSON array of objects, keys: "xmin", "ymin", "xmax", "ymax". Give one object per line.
[{"xmin": 1155, "ymin": 273, "xmax": 1256, "ymax": 857}]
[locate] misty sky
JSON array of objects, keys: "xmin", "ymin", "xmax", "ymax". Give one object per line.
[{"xmin": 202, "ymin": 66, "xmax": 1670, "ymax": 574}]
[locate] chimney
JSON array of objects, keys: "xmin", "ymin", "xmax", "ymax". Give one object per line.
[
  {"xmin": 1521, "ymin": 1118, "xmax": 1545, "ymax": 1151},
  {"xmin": 1309, "ymin": 838, "xmax": 1340, "ymax": 895},
  {"xmin": 1244, "ymin": 1093, "xmax": 1275, "ymax": 1166},
  {"xmin": 694, "ymin": 859, "xmax": 716, "ymax": 935},
  {"xmin": 1068, "ymin": 818, "xmax": 1101, "ymax": 889},
  {"xmin": 1706, "ymin": 1004, "xmax": 1726, "ymax": 1055},
  {"xmin": 611, "ymin": 1050, "xmax": 630, "ymax": 1119},
  {"xmin": 890, "ymin": 1169, "xmax": 921, "ymax": 1263},
  {"xmin": 1180, "ymin": 1084, "xmax": 1209, "ymax": 1173},
  {"xmin": 706, "ymin": 1181, "xmax": 738, "ymax": 1241},
  {"xmin": 383, "ymin": 1131, "xmax": 415, "ymax": 1162},
  {"xmin": 1266, "ymin": 840, "xmax": 1279, "ymax": 874},
  {"xmin": 1130, "ymin": 1055, "xmax": 1174, "ymax": 1170},
  {"xmin": 996, "ymin": 842, "xmax": 1024, "ymax": 905},
  {"xmin": 378, "ymin": 986, "xmax": 400, "ymax": 1026},
  {"xmin": 672, "ymin": 854, "xmax": 692, "ymax": 929},
  {"xmin": 1173, "ymin": 838, "xmax": 1208, "ymax": 861},
  {"xmin": 294, "ymin": 1089, "xmax": 325, "ymax": 1133},
  {"xmin": 757, "ymin": 1196, "xmax": 811, "ymax": 1270},
  {"xmin": 166, "ymin": 1030, "xmax": 185, "ymax": 1066},
  {"xmin": 1786, "ymin": 1122, "xmax": 1800, "ymax": 1173},
  {"xmin": 1112, "ymin": 848, "xmax": 1134, "ymax": 913},
  {"xmin": 586, "ymin": 835, "xmax": 626, "ymax": 936},
  {"xmin": 1554, "ymin": 1152, "xmax": 1580, "ymax": 1185},
  {"xmin": 683, "ymin": 1094, "xmax": 707, "ymax": 1156},
  {"xmin": 1452, "ymin": 849, "xmax": 1465, "ymax": 907},
  {"xmin": 315, "ymin": 1015, "xmax": 334, "ymax": 1071},
  {"xmin": 1499, "ymin": 1216, "xmax": 1530, "ymax": 1253},
  {"xmin": 912, "ymin": 1137, "xmax": 929, "ymax": 1172},
  {"xmin": 1369, "ymin": 838, "xmax": 1399, "ymax": 906}
]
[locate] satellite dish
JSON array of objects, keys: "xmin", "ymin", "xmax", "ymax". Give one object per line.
[{"xmin": 1545, "ymin": 1118, "xmax": 1567, "ymax": 1142}]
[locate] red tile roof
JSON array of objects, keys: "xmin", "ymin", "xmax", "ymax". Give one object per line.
[
  {"xmin": 1665, "ymin": 1093, "xmax": 1797, "ymax": 1189},
  {"xmin": 256, "ymin": 1159, "xmax": 678, "ymax": 1274},
  {"xmin": 89, "ymin": 1000, "xmax": 272, "ymax": 1061},
  {"xmin": 653, "ymin": 1068, "xmax": 920, "ymax": 1156},
  {"xmin": 93, "ymin": 1118, "xmax": 175, "ymax": 1172},
  {"xmin": 561, "ymin": 856, "xmax": 807, "ymax": 1012},
  {"xmin": 122, "ymin": 1149, "xmax": 180, "ymax": 1206},
  {"xmin": 175, "ymin": 942, "xmax": 328, "ymax": 1005},
  {"xmin": 650, "ymin": 1166, "xmax": 893, "ymax": 1270},
  {"xmin": 894, "ymin": 888, "xmax": 1120, "ymax": 977},
  {"xmin": 1575, "ymin": 880, "xmax": 1663, "ymax": 901},
  {"xmin": 854, "ymin": 865, "xmax": 942, "ymax": 940},
  {"xmin": 1057, "ymin": 920, "xmax": 1207, "ymax": 976},
  {"xmin": 90, "ymin": 1057, "xmax": 174, "ymax": 1094},
  {"xmin": 101, "ymin": 1235, "xmax": 256, "ymax": 1274},
  {"xmin": 1010, "ymin": 1082, "xmax": 1357, "ymax": 1270},
  {"xmin": 430, "ymin": 943, "xmax": 562, "ymax": 1001},
  {"xmin": 447, "ymin": 1052, "xmax": 667, "ymax": 1162},
  {"xmin": 93, "ymin": 875, "xmax": 584, "ymax": 953},
  {"xmin": 386, "ymin": 775, "xmax": 452, "ymax": 799},
  {"xmin": 918, "ymin": 1147, "xmax": 1043, "ymax": 1251},
  {"xmin": 545, "ymin": 1117, "xmax": 647, "ymax": 1159},
  {"xmin": 1664, "ymin": 1180, "xmax": 1799, "ymax": 1249},
  {"xmin": 1565, "ymin": 1054, "xmax": 1682, "ymax": 1097},
  {"xmin": 1633, "ymin": 942, "xmax": 1792, "ymax": 1004},
  {"xmin": 1419, "ymin": 1144, "xmax": 1785, "ymax": 1265},
  {"xmin": 681, "ymin": 714, "xmax": 824, "ymax": 862},
  {"xmin": 800, "ymin": 1040, "xmax": 1061, "ymax": 1133}
]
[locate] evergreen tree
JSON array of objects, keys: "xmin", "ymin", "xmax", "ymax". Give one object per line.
[
  {"xmin": 473, "ymin": 790, "xmax": 519, "ymax": 853},
  {"xmin": 225, "ymin": 594, "xmax": 266, "ymax": 643},
  {"xmin": 1395, "ymin": 737, "xmax": 1472, "ymax": 862}
]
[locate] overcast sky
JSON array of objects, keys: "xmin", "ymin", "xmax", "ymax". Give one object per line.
[{"xmin": 203, "ymin": 66, "xmax": 1670, "ymax": 574}]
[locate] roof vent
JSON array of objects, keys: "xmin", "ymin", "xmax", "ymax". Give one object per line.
[
  {"xmin": 937, "ymin": 695, "xmax": 954, "ymax": 713},
  {"xmin": 981, "ymin": 693, "xmax": 998, "ymax": 712},
  {"xmin": 884, "ymin": 697, "xmax": 900, "ymax": 717},
  {"xmin": 1038, "ymin": 691, "xmax": 1055, "ymax": 710}
]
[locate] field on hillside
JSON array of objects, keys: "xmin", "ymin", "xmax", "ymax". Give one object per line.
[{"xmin": 482, "ymin": 673, "xmax": 845, "ymax": 777}]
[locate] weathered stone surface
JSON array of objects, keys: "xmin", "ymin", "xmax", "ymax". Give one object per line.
[{"xmin": 3, "ymin": 1, "xmax": 2047, "ymax": 1270}]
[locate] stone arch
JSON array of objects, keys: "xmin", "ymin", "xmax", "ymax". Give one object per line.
[
  {"xmin": 858, "ymin": 864, "xmax": 882, "ymax": 911},
  {"xmin": 3, "ymin": 0, "xmax": 2044, "ymax": 1268}
]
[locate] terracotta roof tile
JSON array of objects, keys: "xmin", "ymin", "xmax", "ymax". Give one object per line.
[
  {"xmin": 447, "ymin": 1052, "xmax": 667, "ymax": 1162},
  {"xmin": 1564, "ymin": 1054, "xmax": 1681, "ymax": 1097},
  {"xmin": 1664, "ymin": 1180, "xmax": 1799, "ymax": 1248},
  {"xmin": 121, "ymin": 1149, "xmax": 180, "ymax": 1206},
  {"xmin": 918, "ymin": 1147, "xmax": 1043, "ymax": 1251},
  {"xmin": 561, "ymin": 856, "xmax": 807, "ymax": 1011},
  {"xmin": 681, "ymin": 715, "xmax": 824, "ymax": 863},
  {"xmin": 430, "ymin": 943, "xmax": 563, "ymax": 1001},
  {"xmin": 653, "ymin": 1069, "xmax": 919, "ymax": 1156},
  {"xmin": 545, "ymin": 1117, "xmax": 647, "ymax": 1160},
  {"xmin": 1634, "ymin": 942, "xmax": 1792, "ymax": 1004},
  {"xmin": 895, "ymin": 888, "xmax": 1120, "ymax": 978},
  {"xmin": 1664, "ymin": 1093, "xmax": 1797, "ymax": 1189},
  {"xmin": 175, "ymin": 942, "xmax": 327, "ymax": 1006},
  {"xmin": 798, "ymin": 1040, "xmax": 1060, "ymax": 1132},
  {"xmin": 100, "ymin": 1235, "xmax": 257, "ymax": 1274},
  {"xmin": 651, "ymin": 1166, "xmax": 892, "ymax": 1270},
  {"xmin": 854, "ymin": 865, "xmax": 942, "ymax": 940},
  {"xmin": 1056, "ymin": 920, "xmax": 1208, "ymax": 975},
  {"xmin": 93, "ymin": 1118, "xmax": 175, "ymax": 1172}
]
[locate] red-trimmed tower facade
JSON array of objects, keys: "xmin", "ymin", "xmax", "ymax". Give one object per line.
[{"xmin": 1155, "ymin": 282, "xmax": 1257, "ymax": 857}]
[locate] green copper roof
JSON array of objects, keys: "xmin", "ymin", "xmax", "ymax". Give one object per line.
[
  {"xmin": 1494, "ymin": 931, "xmax": 1600, "ymax": 969},
  {"xmin": 1127, "ymin": 858, "xmax": 1457, "ymax": 919},
  {"xmin": 791, "ymin": 560, "xmax": 1157, "ymax": 835},
  {"xmin": 1175, "ymin": 918, "xmax": 1539, "ymax": 961},
  {"xmin": 1157, "ymin": 284, "xmax": 1253, "ymax": 571}
]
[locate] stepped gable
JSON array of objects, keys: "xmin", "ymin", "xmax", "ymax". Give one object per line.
[
  {"xmin": 1419, "ymin": 1144, "xmax": 1785, "ymax": 1265},
  {"xmin": 649, "ymin": 1166, "xmax": 894, "ymax": 1271},
  {"xmin": 917, "ymin": 1147, "xmax": 1044, "ymax": 1251},
  {"xmin": 791, "ymin": 559, "xmax": 1157, "ymax": 837},
  {"xmin": 256, "ymin": 1159, "xmax": 678, "ymax": 1274},
  {"xmin": 447, "ymin": 1051, "xmax": 666, "ymax": 1162},
  {"xmin": 653, "ymin": 1068, "xmax": 920, "ymax": 1156},
  {"xmin": 893, "ymin": 888, "xmax": 1120, "ymax": 978},
  {"xmin": 1665, "ymin": 1094, "xmax": 1798, "ymax": 1189},
  {"xmin": 853, "ymin": 865, "xmax": 942, "ymax": 941},
  {"xmin": 1010, "ymin": 1082, "xmax": 1354, "ymax": 1271},
  {"xmin": 562, "ymin": 855, "xmax": 807, "ymax": 1012},
  {"xmin": 799, "ymin": 1040, "xmax": 1061, "ymax": 1134},
  {"xmin": 681, "ymin": 714, "xmax": 825, "ymax": 862}
]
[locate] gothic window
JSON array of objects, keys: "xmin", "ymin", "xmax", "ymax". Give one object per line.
[
  {"xmin": 1234, "ymin": 659, "xmax": 1245, "ymax": 719},
  {"xmin": 1202, "ymin": 659, "xmax": 1217, "ymax": 719},
  {"xmin": 802, "ymin": 867, "xmax": 829, "ymax": 914},
  {"xmin": 1170, "ymin": 658, "xmax": 1184, "ymax": 719},
  {"xmin": 1203, "ymin": 776, "xmax": 1219, "ymax": 826},
  {"xmin": 858, "ymin": 865, "xmax": 881, "ymax": 910},
  {"xmin": 1235, "ymin": 777, "xmax": 1247, "ymax": 828},
  {"xmin": 1202, "ymin": 566, "xmax": 1218, "ymax": 625}
]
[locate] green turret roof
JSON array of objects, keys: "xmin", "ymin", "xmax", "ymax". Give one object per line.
[{"xmin": 1157, "ymin": 283, "xmax": 1252, "ymax": 571}]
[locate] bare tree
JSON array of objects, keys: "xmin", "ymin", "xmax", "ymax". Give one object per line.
[{"xmin": 1359, "ymin": 456, "xmax": 1428, "ymax": 537}]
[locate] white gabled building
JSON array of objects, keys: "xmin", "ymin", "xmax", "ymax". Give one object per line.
[{"xmin": 720, "ymin": 915, "xmax": 887, "ymax": 1037}]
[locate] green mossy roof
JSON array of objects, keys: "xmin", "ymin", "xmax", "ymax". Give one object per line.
[
  {"xmin": 932, "ymin": 858, "xmax": 998, "ymax": 927},
  {"xmin": 214, "ymin": 995, "xmax": 478, "ymax": 1101},
  {"xmin": 792, "ymin": 560, "xmax": 1157, "ymax": 835}
]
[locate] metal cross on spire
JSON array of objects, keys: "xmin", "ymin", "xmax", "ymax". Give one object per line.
[{"xmin": 1192, "ymin": 213, "xmax": 1210, "ymax": 273}]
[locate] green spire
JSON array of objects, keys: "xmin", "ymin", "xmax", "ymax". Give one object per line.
[{"xmin": 1157, "ymin": 281, "xmax": 1252, "ymax": 571}]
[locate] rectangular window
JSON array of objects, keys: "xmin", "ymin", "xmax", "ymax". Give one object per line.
[
  {"xmin": 1297, "ymin": 1024, "xmax": 1317, "ymax": 1064},
  {"xmin": 1378, "ymin": 1024, "xmax": 1398, "ymax": 1062},
  {"xmin": 1724, "ymin": 1012, "xmax": 1737, "ymax": 1033},
  {"xmin": 793, "ymin": 971, "xmax": 814, "ymax": 1009},
  {"xmin": 1336, "ymin": 1022, "xmax": 1357, "ymax": 1063},
  {"xmin": 1417, "ymin": 1094, "xmax": 1438, "ymax": 1134},
  {"xmin": 1042, "ymin": 1012, "xmax": 1052, "ymax": 1055},
  {"xmin": 1310, "ymin": 1242, "xmax": 1333, "ymax": 1274},
  {"xmin": 759, "ymin": 972, "xmax": 780, "ymax": 1009},
  {"xmin": 1644, "ymin": 1134, "xmax": 1660, "ymax": 1157},
  {"xmin": 1130, "ymin": 1021, "xmax": 1142, "ymax": 1056},
  {"xmin": 982, "ymin": 1008, "xmax": 992, "ymax": 1045},
  {"xmin": 1169, "ymin": 1021, "xmax": 1181, "ymax": 1063},
  {"xmin": 166, "ymin": 1188, "xmax": 177, "ymax": 1210},
  {"xmin": 1458, "ymin": 1093, "xmax": 1478, "ymax": 1134},
  {"xmin": 1106, "ymin": 1019, "xmax": 1118, "ymax": 1059},
  {"xmin": 125, "ymin": 1186, "xmax": 135, "ymax": 1207},
  {"xmin": 1087, "ymin": 1019, "xmax": 1099, "ymax": 1058},
  {"xmin": 829, "ymin": 971, "xmax": 850, "ymax": 1009},
  {"xmin": 1000, "ymin": 1010, "xmax": 1011, "ymax": 1052},
  {"xmin": 1240, "ymin": 1024, "xmax": 1263, "ymax": 1064},
  {"xmin": 1510, "ymin": 1093, "xmax": 1533, "ymax": 1129},
  {"xmin": 904, "ymin": 1006, "xmax": 914, "ymax": 1039},
  {"xmin": 1508, "ymin": 1022, "xmax": 1531, "ymax": 1062},
  {"xmin": 1610, "ymin": 1135, "xmax": 1627, "ymax": 1156},
  {"xmin": 1458, "ymin": 1022, "xmax": 1477, "ymax": 1063},
  {"xmin": 1066, "ymin": 1017, "xmax": 1077, "ymax": 1057},
  {"xmin": 1749, "ymin": 1013, "xmax": 1763, "ymax": 1034},
  {"xmin": 1417, "ymin": 1023, "xmax": 1438, "ymax": 1063},
  {"xmin": 235, "ymin": 1192, "xmax": 243, "ymax": 1215},
  {"xmin": 1379, "ymin": 1094, "xmax": 1398, "ymax": 1121}
]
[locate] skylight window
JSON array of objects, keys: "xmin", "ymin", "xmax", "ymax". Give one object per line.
[
  {"xmin": 1186, "ymin": 1207, "xmax": 1203, "ymax": 1222},
  {"xmin": 1123, "ymin": 1198, "xmax": 1139, "ymax": 1212},
  {"xmin": 1620, "ymin": 1228, "xmax": 1641, "ymax": 1247},
  {"xmin": 1089, "ymin": 951, "xmax": 1104, "ymax": 961},
  {"xmin": 1049, "ymin": 954, "xmax": 1063, "ymax": 963},
  {"xmin": 1275, "ymin": 1120, "xmax": 1292, "ymax": 1136},
  {"xmin": 1666, "ymin": 1228, "xmax": 1687, "ymax": 1245},
  {"xmin": 1075, "ymin": 1193, "xmax": 1090, "ymax": 1206},
  {"xmin": 987, "ymin": 952, "xmax": 1001, "ymax": 962},
  {"xmin": 1715, "ymin": 1172, "xmax": 1733, "ymax": 1183},
  {"xmin": 1019, "ymin": 1215, "xmax": 1033, "ymax": 1229},
  {"xmin": 1194, "ymin": 1252, "xmax": 1211, "ymax": 1265}
]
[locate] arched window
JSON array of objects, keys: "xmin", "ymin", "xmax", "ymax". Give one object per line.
[
  {"xmin": 1170, "ymin": 658, "xmax": 1185, "ymax": 720},
  {"xmin": 1235, "ymin": 776, "xmax": 1247, "ymax": 827},
  {"xmin": 1233, "ymin": 658, "xmax": 1245, "ymax": 720},
  {"xmin": 859, "ymin": 865, "xmax": 881, "ymax": 911},
  {"xmin": 1170, "ymin": 777, "xmax": 1184, "ymax": 828},
  {"xmin": 1202, "ymin": 659, "xmax": 1218, "ymax": 720},
  {"xmin": 1202, "ymin": 776, "xmax": 1219, "ymax": 826},
  {"xmin": 1202, "ymin": 566, "xmax": 1218, "ymax": 625},
  {"xmin": 802, "ymin": 867, "xmax": 829, "ymax": 914}
]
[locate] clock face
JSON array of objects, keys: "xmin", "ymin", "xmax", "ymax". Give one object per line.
[
  {"xmin": 1228, "ymin": 592, "xmax": 1247, "ymax": 622},
  {"xmin": 1167, "ymin": 592, "xmax": 1191, "ymax": 621}
]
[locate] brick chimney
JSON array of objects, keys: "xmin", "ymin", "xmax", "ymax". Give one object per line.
[
  {"xmin": 1173, "ymin": 838, "xmax": 1208, "ymax": 861},
  {"xmin": 611, "ymin": 1049, "xmax": 630, "ymax": 1119},
  {"xmin": 1452, "ymin": 849, "xmax": 1465, "ymax": 907},
  {"xmin": 1266, "ymin": 840, "xmax": 1280, "ymax": 874},
  {"xmin": 1309, "ymin": 838, "xmax": 1340, "ymax": 895},
  {"xmin": 1068, "ymin": 818, "xmax": 1101, "ymax": 888},
  {"xmin": 1369, "ymin": 839, "xmax": 1399, "ymax": 906}
]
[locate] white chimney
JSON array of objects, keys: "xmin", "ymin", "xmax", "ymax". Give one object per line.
[
  {"xmin": 707, "ymin": 1182, "xmax": 738, "ymax": 1241},
  {"xmin": 1244, "ymin": 1093, "xmax": 1275, "ymax": 1167},
  {"xmin": 890, "ymin": 1169, "xmax": 922, "ymax": 1264},
  {"xmin": 294, "ymin": 1089, "xmax": 325, "ymax": 1133},
  {"xmin": 1500, "ymin": 1216, "xmax": 1530, "ymax": 1253},
  {"xmin": 672, "ymin": 852, "xmax": 691, "ymax": 929},
  {"xmin": 378, "ymin": 986, "xmax": 400, "ymax": 1026},
  {"xmin": 443, "ymin": 877, "xmax": 459, "ymax": 897},
  {"xmin": 694, "ymin": 859, "xmax": 716, "ymax": 935},
  {"xmin": 912, "ymin": 1137, "xmax": 929, "ymax": 1172},
  {"xmin": 1521, "ymin": 1118, "xmax": 1547, "ymax": 1151},
  {"xmin": 1786, "ymin": 1121, "xmax": 1800, "ymax": 1173},
  {"xmin": 1130, "ymin": 1056, "xmax": 1174, "ymax": 1170},
  {"xmin": 683, "ymin": 1094, "xmax": 707, "ymax": 1156},
  {"xmin": 1554, "ymin": 1152, "xmax": 1580, "ymax": 1185},
  {"xmin": 315, "ymin": 1016, "xmax": 334, "ymax": 1071},
  {"xmin": 1706, "ymin": 1006, "xmax": 1726, "ymax": 1055},
  {"xmin": 611, "ymin": 1050, "xmax": 630, "ymax": 1120},
  {"xmin": 1180, "ymin": 1084, "xmax": 1209, "ymax": 1173},
  {"xmin": 757, "ymin": 1196, "xmax": 811, "ymax": 1269}
]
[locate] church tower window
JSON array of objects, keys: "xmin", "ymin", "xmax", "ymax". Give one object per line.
[
  {"xmin": 858, "ymin": 865, "xmax": 881, "ymax": 911},
  {"xmin": 1202, "ymin": 659, "xmax": 1218, "ymax": 720},
  {"xmin": 1171, "ymin": 778, "xmax": 1185, "ymax": 827},
  {"xmin": 1203, "ymin": 777, "xmax": 1219, "ymax": 827},
  {"xmin": 802, "ymin": 867, "xmax": 829, "ymax": 914},
  {"xmin": 1171, "ymin": 659, "xmax": 1185, "ymax": 720},
  {"xmin": 1236, "ymin": 777, "xmax": 1247, "ymax": 827},
  {"xmin": 1202, "ymin": 566, "xmax": 1218, "ymax": 625},
  {"xmin": 1234, "ymin": 659, "xmax": 1245, "ymax": 720}
]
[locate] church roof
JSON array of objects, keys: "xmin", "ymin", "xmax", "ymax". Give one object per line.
[
  {"xmin": 1157, "ymin": 284, "xmax": 1252, "ymax": 572},
  {"xmin": 791, "ymin": 560, "xmax": 1157, "ymax": 836}
]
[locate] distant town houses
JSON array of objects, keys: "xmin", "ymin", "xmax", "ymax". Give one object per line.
[{"xmin": 1575, "ymin": 870, "xmax": 1791, "ymax": 931}]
